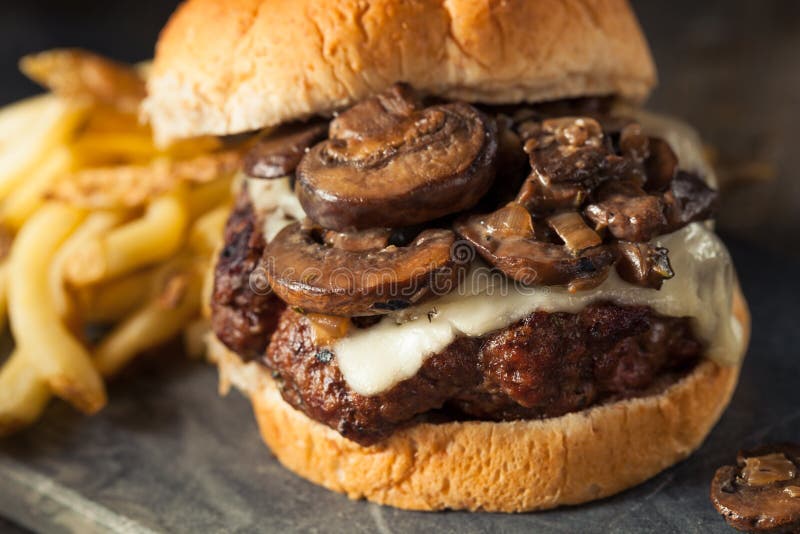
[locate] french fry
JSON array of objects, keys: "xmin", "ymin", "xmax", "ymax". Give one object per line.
[
  {"xmin": 0, "ymin": 95, "xmax": 85, "ymax": 199},
  {"xmin": 0, "ymin": 350, "xmax": 52, "ymax": 436},
  {"xmin": 76, "ymin": 268, "xmax": 155, "ymax": 323},
  {"xmin": 50, "ymin": 210, "xmax": 126, "ymax": 317},
  {"xmin": 20, "ymin": 49, "xmax": 146, "ymax": 114},
  {"xmin": 0, "ymin": 262, "xmax": 8, "ymax": 333},
  {"xmin": 81, "ymin": 104, "xmax": 150, "ymax": 135},
  {"xmin": 69, "ymin": 132, "xmax": 158, "ymax": 167},
  {"xmin": 65, "ymin": 190, "xmax": 189, "ymax": 286},
  {"xmin": 0, "ymin": 146, "xmax": 74, "ymax": 230},
  {"xmin": 161, "ymin": 135, "xmax": 222, "ymax": 159},
  {"xmin": 0, "ymin": 94, "xmax": 52, "ymax": 135},
  {"xmin": 94, "ymin": 259, "xmax": 203, "ymax": 377},
  {"xmin": 189, "ymin": 204, "xmax": 229, "ymax": 255},
  {"xmin": 186, "ymin": 177, "xmax": 233, "ymax": 220},
  {"xmin": 48, "ymin": 150, "xmax": 241, "ymax": 209},
  {"xmin": 8, "ymin": 203, "xmax": 106, "ymax": 414}
]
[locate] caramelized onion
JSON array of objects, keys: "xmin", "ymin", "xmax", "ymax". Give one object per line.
[
  {"xmin": 455, "ymin": 204, "xmax": 615, "ymax": 291},
  {"xmin": 547, "ymin": 211, "xmax": 602, "ymax": 253}
]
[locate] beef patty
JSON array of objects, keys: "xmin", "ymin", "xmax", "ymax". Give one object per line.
[
  {"xmin": 211, "ymin": 190, "xmax": 285, "ymax": 360},
  {"xmin": 264, "ymin": 305, "xmax": 701, "ymax": 445}
]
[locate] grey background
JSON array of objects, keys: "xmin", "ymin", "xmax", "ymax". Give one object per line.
[{"xmin": 1, "ymin": 1, "xmax": 798, "ymax": 533}]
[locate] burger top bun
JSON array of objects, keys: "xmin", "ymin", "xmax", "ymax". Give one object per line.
[{"xmin": 144, "ymin": 0, "xmax": 656, "ymax": 143}]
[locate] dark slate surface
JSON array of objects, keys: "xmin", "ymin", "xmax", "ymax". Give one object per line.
[
  {"xmin": 1, "ymin": 1, "xmax": 799, "ymax": 532},
  {"xmin": 0, "ymin": 237, "xmax": 798, "ymax": 534}
]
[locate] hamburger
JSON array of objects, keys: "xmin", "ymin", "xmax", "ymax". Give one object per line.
[{"xmin": 144, "ymin": 0, "xmax": 750, "ymax": 512}]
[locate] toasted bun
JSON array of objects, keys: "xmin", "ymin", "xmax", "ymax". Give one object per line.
[
  {"xmin": 145, "ymin": 0, "xmax": 656, "ymax": 143},
  {"xmin": 208, "ymin": 285, "xmax": 748, "ymax": 512}
]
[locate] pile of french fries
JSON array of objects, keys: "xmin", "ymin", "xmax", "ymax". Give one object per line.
[{"xmin": 0, "ymin": 50, "xmax": 241, "ymax": 434}]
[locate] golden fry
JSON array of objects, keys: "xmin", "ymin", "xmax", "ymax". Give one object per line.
[
  {"xmin": 76, "ymin": 268, "xmax": 155, "ymax": 324},
  {"xmin": 0, "ymin": 147, "xmax": 74, "ymax": 230},
  {"xmin": 8, "ymin": 203, "xmax": 106, "ymax": 414},
  {"xmin": 81, "ymin": 104, "xmax": 150, "ymax": 135},
  {"xmin": 186, "ymin": 177, "xmax": 233, "ymax": 220},
  {"xmin": 94, "ymin": 260, "xmax": 203, "ymax": 377},
  {"xmin": 69, "ymin": 132, "xmax": 158, "ymax": 167},
  {"xmin": 20, "ymin": 49, "xmax": 146, "ymax": 114},
  {"xmin": 0, "ymin": 262, "xmax": 7, "ymax": 333},
  {"xmin": 0, "ymin": 350, "xmax": 52, "ymax": 436},
  {"xmin": 50, "ymin": 210, "xmax": 127, "ymax": 317},
  {"xmin": 0, "ymin": 95, "xmax": 85, "ymax": 199},
  {"xmin": 190, "ymin": 204, "xmax": 229, "ymax": 255},
  {"xmin": 65, "ymin": 190, "xmax": 188, "ymax": 286},
  {"xmin": 49, "ymin": 150, "xmax": 241, "ymax": 209}
]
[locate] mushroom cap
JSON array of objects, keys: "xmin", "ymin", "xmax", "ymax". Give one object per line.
[
  {"xmin": 711, "ymin": 444, "xmax": 800, "ymax": 532},
  {"xmin": 144, "ymin": 0, "xmax": 656, "ymax": 144}
]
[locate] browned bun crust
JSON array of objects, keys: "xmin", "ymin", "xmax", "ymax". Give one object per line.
[
  {"xmin": 208, "ymin": 286, "xmax": 748, "ymax": 512},
  {"xmin": 145, "ymin": 0, "xmax": 656, "ymax": 143}
]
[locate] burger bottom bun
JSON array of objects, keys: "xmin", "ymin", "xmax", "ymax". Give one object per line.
[{"xmin": 209, "ymin": 286, "xmax": 749, "ymax": 512}]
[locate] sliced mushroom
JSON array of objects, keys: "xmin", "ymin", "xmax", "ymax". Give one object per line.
[
  {"xmin": 516, "ymin": 116, "xmax": 630, "ymax": 216},
  {"xmin": 614, "ymin": 241, "xmax": 673, "ymax": 289},
  {"xmin": 328, "ymin": 83, "xmax": 421, "ymax": 140},
  {"xmin": 584, "ymin": 180, "xmax": 668, "ymax": 242},
  {"xmin": 243, "ymin": 122, "xmax": 328, "ymax": 179},
  {"xmin": 711, "ymin": 443, "xmax": 800, "ymax": 533},
  {"xmin": 454, "ymin": 203, "xmax": 616, "ymax": 291},
  {"xmin": 265, "ymin": 222, "xmax": 465, "ymax": 316},
  {"xmin": 480, "ymin": 114, "xmax": 528, "ymax": 207},
  {"xmin": 664, "ymin": 171, "xmax": 718, "ymax": 231},
  {"xmin": 618, "ymin": 123, "xmax": 650, "ymax": 162},
  {"xmin": 516, "ymin": 175, "xmax": 587, "ymax": 213},
  {"xmin": 296, "ymin": 84, "xmax": 497, "ymax": 230},
  {"xmin": 522, "ymin": 117, "xmax": 609, "ymax": 185},
  {"xmin": 644, "ymin": 137, "xmax": 679, "ymax": 192}
]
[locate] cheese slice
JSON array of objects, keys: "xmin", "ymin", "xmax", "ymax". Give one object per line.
[{"xmin": 335, "ymin": 223, "xmax": 741, "ymax": 395}]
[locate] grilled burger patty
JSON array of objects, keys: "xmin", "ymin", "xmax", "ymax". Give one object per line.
[
  {"xmin": 211, "ymin": 192, "xmax": 285, "ymax": 361},
  {"xmin": 212, "ymin": 190, "xmax": 703, "ymax": 445}
]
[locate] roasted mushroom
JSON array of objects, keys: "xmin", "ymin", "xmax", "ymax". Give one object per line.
[
  {"xmin": 664, "ymin": 171, "xmax": 718, "ymax": 231},
  {"xmin": 474, "ymin": 114, "xmax": 719, "ymax": 293},
  {"xmin": 523, "ymin": 117, "xmax": 608, "ymax": 186},
  {"xmin": 264, "ymin": 222, "xmax": 466, "ymax": 316},
  {"xmin": 515, "ymin": 116, "xmax": 627, "ymax": 216},
  {"xmin": 295, "ymin": 84, "xmax": 497, "ymax": 231},
  {"xmin": 243, "ymin": 122, "xmax": 328, "ymax": 179},
  {"xmin": 711, "ymin": 443, "xmax": 800, "ymax": 533},
  {"xmin": 454, "ymin": 203, "xmax": 616, "ymax": 291},
  {"xmin": 584, "ymin": 171, "xmax": 718, "ymax": 243},
  {"xmin": 644, "ymin": 137, "xmax": 679, "ymax": 192},
  {"xmin": 516, "ymin": 175, "xmax": 587, "ymax": 213},
  {"xmin": 584, "ymin": 180, "xmax": 668, "ymax": 242},
  {"xmin": 614, "ymin": 241, "xmax": 673, "ymax": 289}
]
